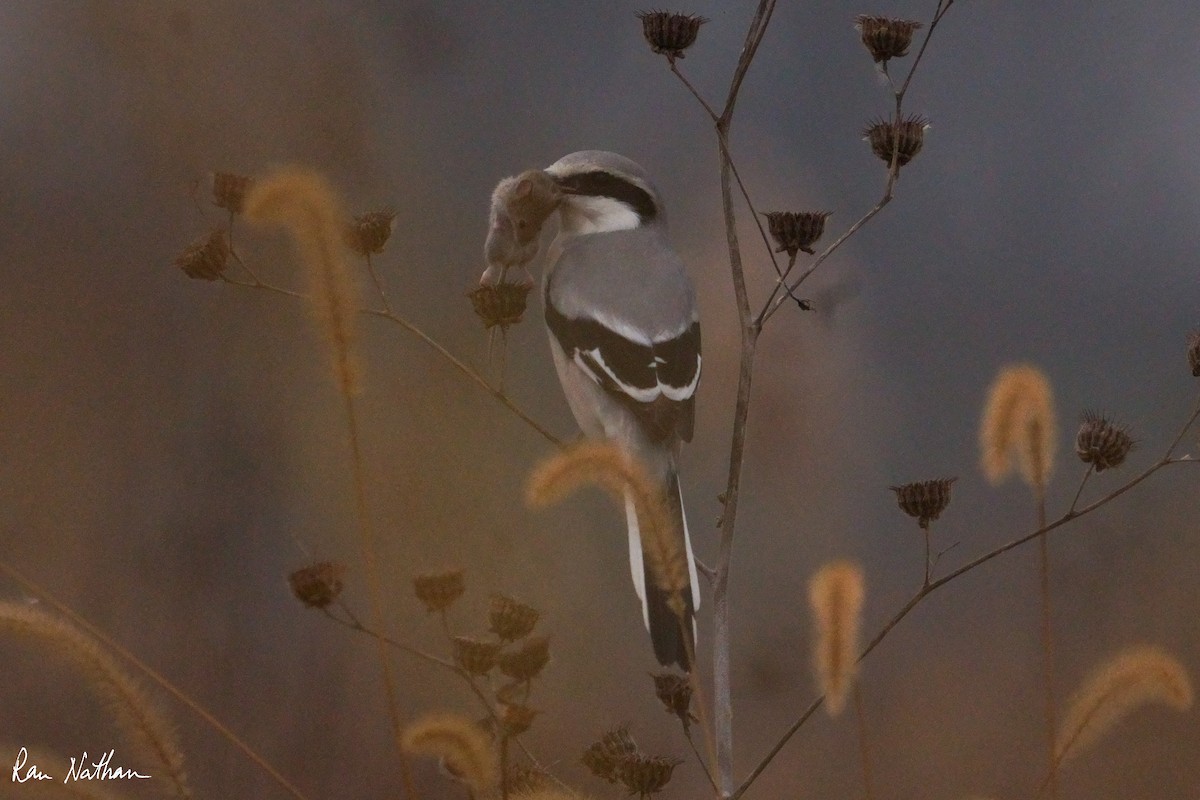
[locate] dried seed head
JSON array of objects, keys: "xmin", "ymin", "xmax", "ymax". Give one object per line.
[
  {"xmin": 287, "ymin": 561, "xmax": 346, "ymax": 609},
  {"xmin": 344, "ymin": 209, "xmax": 397, "ymax": 256},
  {"xmin": 890, "ymin": 478, "xmax": 957, "ymax": 529},
  {"xmin": 1075, "ymin": 412, "xmax": 1134, "ymax": 472},
  {"xmin": 763, "ymin": 211, "xmax": 832, "ymax": 257},
  {"xmin": 651, "ymin": 672, "xmax": 693, "ymax": 725},
  {"xmin": 1056, "ymin": 645, "xmax": 1193, "ymax": 763},
  {"xmin": 863, "ymin": 114, "xmax": 930, "ymax": 168},
  {"xmin": 499, "ymin": 703, "xmax": 539, "ymax": 737},
  {"xmin": 489, "ymin": 594, "xmax": 540, "ymax": 641},
  {"xmin": 506, "ymin": 763, "xmax": 554, "ymax": 795},
  {"xmin": 212, "ymin": 172, "xmax": 253, "ymax": 214},
  {"xmin": 979, "ymin": 364, "xmax": 1058, "ymax": 489},
  {"xmin": 175, "ymin": 229, "xmax": 229, "ymax": 281},
  {"xmin": 616, "ymin": 753, "xmax": 682, "ymax": 797},
  {"xmin": 808, "ymin": 561, "xmax": 866, "ymax": 716},
  {"xmin": 1188, "ymin": 331, "xmax": 1200, "ymax": 377},
  {"xmin": 453, "ymin": 636, "xmax": 502, "ymax": 676},
  {"xmin": 469, "ymin": 282, "xmax": 533, "ymax": 330},
  {"xmin": 636, "ymin": 11, "xmax": 708, "ymax": 61},
  {"xmin": 413, "ymin": 569, "xmax": 465, "ymax": 613},
  {"xmin": 402, "ymin": 712, "xmax": 500, "ymax": 796},
  {"xmin": 855, "ymin": 15, "xmax": 923, "ymax": 63},
  {"xmin": 498, "ymin": 636, "xmax": 550, "ymax": 682},
  {"xmin": 581, "ymin": 726, "xmax": 639, "ymax": 783}
]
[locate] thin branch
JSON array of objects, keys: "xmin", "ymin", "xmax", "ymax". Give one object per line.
[
  {"xmin": 0, "ymin": 559, "xmax": 312, "ymax": 800},
  {"xmin": 364, "ymin": 252, "xmax": 394, "ymax": 315},
  {"xmin": 221, "ymin": 275, "xmax": 563, "ymax": 447},
  {"xmin": 733, "ymin": 399, "xmax": 1200, "ymax": 798}
]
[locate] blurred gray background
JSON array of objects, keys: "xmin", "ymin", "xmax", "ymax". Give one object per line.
[{"xmin": 0, "ymin": 1, "xmax": 1198, "ymax": 797}]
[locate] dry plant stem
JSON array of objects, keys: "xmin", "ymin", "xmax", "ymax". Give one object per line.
[
  {"xmin": 732, "ymin": 399, "xmax": 1200, "ymax": 799},
  {"xmin": 705, "ymin": 3, "xmax": 780, "ymax": 796},
  {"xmin": 1068, "ymin": 464, "xmax": 1095, "ymax": 513},
  {"xmin": 853, "ymin": 684, "xmax": 875, "ymax": 800},
  {"xmin": 364, "ymin": 253, "xmax": 393, "ymax": 314},
  {"xmin": 0, "ymin": 559, "xmax": 312, "ymax": 800},
  {"xmin": 1035, "ymin": 491, "xmax": 1059, "ymax": 800},
  {"xmin": 220, "ymin": 274, "xmax": 562, "ymax": 447},
  {"xmin": 678, "ymin": 614, "xmax": 719, "ymax": 797},
  {"xmin": 340, "ymin": 390, "xmax": 418, "ymax": 800},
  {"xmin": 760, "ymin": 0, "xmax": 956, "ymax": 325},
  {"xmin": 685, "ymin": 725, "xmax": 720, "ymax": 795}
]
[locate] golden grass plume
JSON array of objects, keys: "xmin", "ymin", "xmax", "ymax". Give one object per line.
[
  {"xmin": 1055, "ymin": 644, "xmax": 1193, "ymax": 763},
  {"xmin": 401, "ymin": 712, "xmax": 499, "ymax": 796},
  {"xmin": 244, "ymin": 167, "xmax": 361, "ymax": 395},
  {"xmin": 808, "ymin": 560, "xmax": 866, "ymax": 716},
  {"xmin": 526, "ymin": 441, "xmax": 688, "ymax": 605},
  {"xmin": 0, "ymin": 603, "xmax": 189, "ymax": 798},
  {"xmin": 979, "ymin": 364, "xmax": 1058, "ymax": 490}
]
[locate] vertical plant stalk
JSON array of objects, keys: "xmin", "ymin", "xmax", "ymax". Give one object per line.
[
  {"xmin": 243, "ymin": 170, "xmax": 418, "ymax": 799},
  {"xmin": 1036, "ymin": 491, "xmax": 1058, "ymax": 799},
  {"xmin": 853, "ymin": 684, "xmax": 876, "ymax": 800}
]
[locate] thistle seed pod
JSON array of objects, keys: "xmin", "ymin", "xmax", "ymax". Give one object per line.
[
  {"xmin": 763, "ymin": 211, "xmax": 832, "ymax": 257},
  {"xmin": 489, "ymin": 594, "xmax": 540, "ymax": 641},
  {"xmin": 855, "ymin": 15, "xmax": 923, "ymax": 63},
  {"xmin": 175, "ymin": 229, "xmax": 229, "ymax": 281},
  {"xmin": 616, "ymin": 753, "xmax": 682, "ymax": 797},
  {"xmin": 212, "ymin": 172, "xmax": 253, "ymax": 214},
  {"xmin": 498, "ymin": 636, "xmax": 550, "ymax": 682},
  {"xmin": 453, "ymin": 637, "xmax": 502, "ymax": 676},
  {"xmin": 499, "ymin": 703, "xmax": 539, "ymax": 737},
  {"xmin": 636, "ymin": 11, "xmax": 708, "ymax": 61},
  {"xmin": 287, "ymin": 561, "xmax": 346, "ymax": 609},
  {"xmin": 413, "ymin": 570, "xmax": 465, "ymax": 613},
  {"xmin": 581, "ymin": 726, "xmax": 638, "ymax": 783},
  {"xmin": 1075, "ymin": 412, "xmax": 1134, "ymax": 472},
  {"xmin": 863, "ymin": 114, "xmax": 930, "ymax": 167},
  {"xmin": 890, "ymin": 477, "xmax": 957, "ymax": 529},
  {"xmin": 468, "ymin": 282, "xmax": 532, "ymax": 330},
  {"xmin": 1188, "ymin": 331, "xmax": 1200, "ymax": 377},
  {"xmin": 651, "ymin": 672, "xmax": 693, "ymax": 725},
  {"xmin": 344, "ymin": 209, "xmax": 397, "ymax": 256}
]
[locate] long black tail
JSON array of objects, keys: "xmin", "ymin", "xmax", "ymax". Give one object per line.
[{"xmin": 629, "ymin": 470, "xmax": 697, "ymax": 671}]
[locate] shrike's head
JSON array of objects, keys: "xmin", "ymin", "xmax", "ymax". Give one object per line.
[{"xmin": 545, "ymin": 150, "xmax": 664, "ymax": 235}]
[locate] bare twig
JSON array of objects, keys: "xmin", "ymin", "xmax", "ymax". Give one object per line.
[
  {"xmin": 733, "ymin": 398, "xmax": 1200, "ymax": 798},
  {"xmin": 220, "ymin": 273, "xmax": 562, "ymax": 447}
]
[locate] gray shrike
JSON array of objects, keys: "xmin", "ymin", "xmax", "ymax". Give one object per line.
[{"xmin": 541, "ymin": 151, "xmax": 701, "ymax": 670}]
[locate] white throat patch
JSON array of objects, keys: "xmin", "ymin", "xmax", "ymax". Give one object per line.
[{"xmin": 558, "ymin": 195, "xmax": 642, "ymax": 235}]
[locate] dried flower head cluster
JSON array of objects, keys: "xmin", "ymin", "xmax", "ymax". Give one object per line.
[
  {"xmin": 212, "ymin": 171, "xmax": 253, "ymax": 214},
  {"xmin": 863, "ymin": 114, "xmax": 930, "ymax": 168},
  {"xmin": 855, "ymin": 15, "xmax": 923, "ymax": 63},
  {"xmin": 763, "ymin": 211, "xmax": 832, "ymax": 257},
  {"xmin": 175, "ymin": 229, "xmax": 229, "ymax": 281},
  {"xmin": 1187, "ymin": 331, "xmax": 1200, "ymax": 376},
  {"xmin": 582, "ymin": 726, "xmax": 681, "ymax": 797},
  {"xmin": 287, "ymin": 561, "xmax": 346, "ymax": 609},
  {"xmin": 490, "ymin": 594, "xmax": 540, "ymax": 641},
  {"xmin": 498, "ymin": 636, "xmax": 551, "ymax": 682},
  {"xmin": 979, "ymin": 364, "xmax": 1058, "ymax": 490},
  {"xmin": 651, "ymin": 672, "xmax": 694, "ymax": 727},
  {"xmin": 636, "ymin": 11, "xmax": 708, "ymax": 61},
  {"xmin": 890, "ymin": 477, "xmax": 957, "ymax": 529},
  {"xmin": 469, "ymin": 282, "xmax": 534, "ymax": 330},
  {"xmin": 1075, "ymin": 412, "xmax": 1134, "ymax": 472},
  {"xmin": 454, "ymin": 636, "xmax": 503, "ymax": 676},
  {"xmin": 414, "ymin": 569, "xmax": 466, "ymax": 613},
  {"xmin": 344, "ymin": 209, "xmax": 397, "ymax": 256}
]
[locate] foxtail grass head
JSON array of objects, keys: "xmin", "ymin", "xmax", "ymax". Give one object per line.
[
  {"xmin": 979, "ymin": 364, "xmax": 1058, "ymax": 491},
  {"xmin": 808, "ymin": 561, "xmax": 866, "ymax": 715},
  {"xmin": 402, "ymin": 712, "xmax": 499, "ymax": 796}
]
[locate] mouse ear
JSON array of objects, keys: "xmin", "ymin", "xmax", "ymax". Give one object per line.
[{"xmin": 514, "ymin": 178, "xmax": 533, "ymax": 198}]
